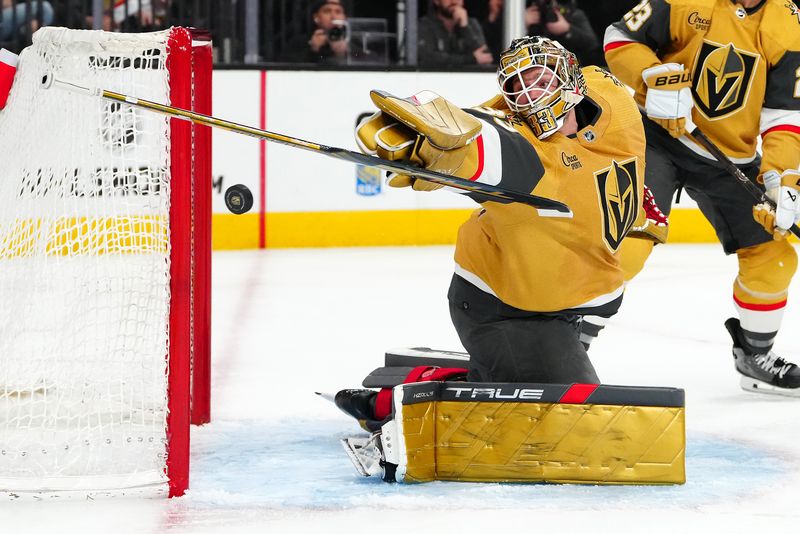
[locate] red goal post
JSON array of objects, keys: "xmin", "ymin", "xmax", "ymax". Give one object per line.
[
  {"xmin": 0, "ymin": 26, "xmax": 212, "ymax": 498},
  {"xmin": 167, "ymin": 26, "xmax": 213, "ymax": 497}
]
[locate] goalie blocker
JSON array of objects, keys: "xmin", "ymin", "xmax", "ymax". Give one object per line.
[{"xmin": 341, "ymin": 348, "xmax": 686, "ymax": 485}]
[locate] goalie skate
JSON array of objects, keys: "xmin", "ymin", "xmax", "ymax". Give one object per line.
[
  {"xmin": 340, "ymin": 434, "xmax": 383, "ymax": 477},
  {"xmin": 725, "ymin": 318, "xmax": 800, "ymax": 397}
]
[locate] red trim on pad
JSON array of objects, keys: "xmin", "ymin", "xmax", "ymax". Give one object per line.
[{"xmin": 558, "ymin": 383, "xmax": 599, "ymax": 403}]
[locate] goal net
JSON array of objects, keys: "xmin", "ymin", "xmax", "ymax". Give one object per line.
[{"xmin": 0, "ymin": 27, "xmax": 212, "ymax": 497}]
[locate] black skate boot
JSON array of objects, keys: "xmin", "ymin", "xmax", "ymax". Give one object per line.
[
  {"xmin": 724, "ymin": 318, "xmax": 800, "ymax": 396},
  {"xmin": 333, "ymin": 389, "xmax": 384, "ymax": 431}
]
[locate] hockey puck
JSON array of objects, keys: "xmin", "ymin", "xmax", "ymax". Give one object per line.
[{"xmin": 224, "ymin": 184, "xmax": 254, "ymax": 215}]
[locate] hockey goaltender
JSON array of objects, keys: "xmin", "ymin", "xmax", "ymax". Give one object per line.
[{"xmin": 322, "ymin": 36, "xmax": 685, "ymax": 486}]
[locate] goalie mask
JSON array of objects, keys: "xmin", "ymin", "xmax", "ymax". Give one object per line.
[{"xmin": 498, "ymin": 36, "xmax": 586, "ymax": 139}]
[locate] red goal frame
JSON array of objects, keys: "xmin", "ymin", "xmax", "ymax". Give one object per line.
[{"xmin": 167, "ymin": 27, "xmax": 212, "ymax": 498}]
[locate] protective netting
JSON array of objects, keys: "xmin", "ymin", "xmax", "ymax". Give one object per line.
[{"xmin": 0, "ymin": 28, "xmax": 177, "ymax": 492}]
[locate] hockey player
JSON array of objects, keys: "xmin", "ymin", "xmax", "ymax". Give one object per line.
[
  {"xmin": 602, "ymin": 0, "xmax": 800, "ymax": 396},
  {"xmin": 328, "ymin": 38, "xmax": 688, "ymax": 485},
  {"xmin": 353, "ymin": 36, "xmax": 656, "ymax": 393}
]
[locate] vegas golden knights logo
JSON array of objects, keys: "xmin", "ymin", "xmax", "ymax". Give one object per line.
[
  {"xmin": 692, "ymin": 41, "xmax": 758, "ymax": 119},
  {"xmin": 594, "ymin": 158, "xmax": 639, "ymax": 252}
]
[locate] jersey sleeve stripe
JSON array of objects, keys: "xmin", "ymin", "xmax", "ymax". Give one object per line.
[
  {"xmin": 470, "ymin": 118, "xmax": 503, "ymax": 187},
  {"xmin": 760, "ymin": 107, "xmax": 800, "ymax": 134},
  {"xmin": 762, "ymin": 124, "xmax": 800, "ymax": 136},
  {"xmin": 603, "ymin": 40, "xmax": 635, "ymax": 53},
  {"xmin": 603, "ymin": 25, "xmax": 636, "ymax": 53},
  {"xmin": 468, "ymin": 134, "xmax": 485, "ymax": 182}
]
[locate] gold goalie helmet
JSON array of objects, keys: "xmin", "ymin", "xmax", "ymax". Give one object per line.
[{"xmin": 498, "ymin": 36, "xmax": 586, "ymax": 139}]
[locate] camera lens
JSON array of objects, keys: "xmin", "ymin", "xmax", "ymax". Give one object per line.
[{"xmin": 328, "ymin": 26, "xmax": 345, "ymax": 41}]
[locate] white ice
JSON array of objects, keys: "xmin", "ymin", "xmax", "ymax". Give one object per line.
[{"xmin": 3, "ymin": 244, "xmax": 800, "ymax": 533}]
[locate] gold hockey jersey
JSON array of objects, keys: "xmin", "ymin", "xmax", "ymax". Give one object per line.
[
  {"xmin": 453, "ymin": 67, "xmax": 645, "ymax": 314},
  {"xmin": 604, "ymin": 0, "xmax": 800, "ymax": 173}
]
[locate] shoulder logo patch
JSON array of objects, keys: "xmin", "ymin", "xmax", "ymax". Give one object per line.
[
  {"xmin": 691, "ymin": 40, "xmax": 759, "ymax": 120},
  {"xmin": 786, "ymin": 2, "xmax": 800, "ymax": 24},
  {"xmin": 594, "ymin": 158, "xmax": 639, "ymax": 252}
]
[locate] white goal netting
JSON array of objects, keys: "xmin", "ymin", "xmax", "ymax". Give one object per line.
[{"xmin": 0, "ymin": 28, "xmax": 183, "ymax": 493}]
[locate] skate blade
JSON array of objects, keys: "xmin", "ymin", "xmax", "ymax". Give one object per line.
[
  {"xmin": 340, "ymin": 436, "xmax": 382, "ymax": 477},
  {"xmin": 739, "ymin": 376, "xmax": 800, "ymax": 398}
]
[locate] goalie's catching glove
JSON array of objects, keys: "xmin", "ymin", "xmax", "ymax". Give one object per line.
[
  {"xmin": 753, "ymin": 169, "xmax": 800, "ymax": 239},
  {"xmin": 642, "ymin": 63, "xmax": 694, "ymax": 138},
  {"xmin": 627, "ymin": 184, "xmax": 669, "ymax": 243},
  {"xmin": 355, "ymin": 90, "xmax": 482, "ymax": 191}
]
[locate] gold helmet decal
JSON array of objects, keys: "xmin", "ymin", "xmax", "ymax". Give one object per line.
[
  {"xmin": 692, "ymin": 41, "xmax": 758, "ymax": 119},
  {"xmin": 594, "ymin": 158, "xmax": 640, "ymax": 252},
  {"xmin": 786, "ymin": 2, "xmax": 800, "ymax": 24}
]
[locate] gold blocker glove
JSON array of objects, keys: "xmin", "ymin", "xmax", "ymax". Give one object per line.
[
  {"xmin": 753, "ymin": 169, "xmax": 800, "ymax": 239},
  {"xmin": 642, "ymin": 63, "xmax": 694, "ymax": 138},
  {"xmin": 355, "ymin": 90, "xmax": 482, "ymax": 191}
]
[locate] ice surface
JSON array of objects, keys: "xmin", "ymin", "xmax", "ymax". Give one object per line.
[{"xmin": 3, "ymin": 244, "xmax": 799, "ymax": 532}]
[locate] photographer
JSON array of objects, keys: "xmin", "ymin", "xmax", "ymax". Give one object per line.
[
  {"xmin": 525, "ymin": 0, "xmax": 600, "ymax": 66},
  {"xmin": 418, "ymin": 0, "xmax": 494, "ymax": 66},
  {"xmin": 283, "ymin": 0, "xmax": 362, "ymax": 65}
]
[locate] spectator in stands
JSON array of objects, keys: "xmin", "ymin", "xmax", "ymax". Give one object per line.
[
  {"xmin": 1, "ymin": 0, "xmax": 54, "ymax": 41},
  {"xmin": 418, "ymin": 0, "xmax": 494, "ymax": 66},
  {"xmin": 524, "ymin": 0, "xmax": 600, "ymax": 67},
  {"xmin": 574, "ymin": 0, "xmax": 637, "ymax": 51},
  {"xmin": 479, "ymin": 0, "xmax": 505, "ymax": 61},
  {"xmin": 66, "ymin": 0, "xmax": 169, "ymax": 33},
  {"xmin": 283, "ymin": 0, "xmax": 362, "ymax": 65},
  {"xmin": 53, "ymin": 0, "xmax": 91, "ymax": 30}
]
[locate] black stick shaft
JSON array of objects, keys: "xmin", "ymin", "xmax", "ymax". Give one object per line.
[
  {"xmin": 689, "ymin": 129, "xmax": 800, "ymax": 238},
  {"xmin": 48, "ymin": 77, "xmax": 572, "ymax": 216}
]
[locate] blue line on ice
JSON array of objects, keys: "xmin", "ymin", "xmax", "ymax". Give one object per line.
[{"xmin": 188, "ymin": 419, "xmax": 781, "ymax": 510}]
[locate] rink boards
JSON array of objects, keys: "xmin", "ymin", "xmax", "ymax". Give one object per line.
[{"xmin": 208, "ymin": 69, "xmax": 766, "ymax": 249}]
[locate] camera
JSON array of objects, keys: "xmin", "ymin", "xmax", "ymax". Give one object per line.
[
  {"xmin": 528, "ymin": 0, "xmax": 560, "ymax": 24},
  {"xmin": 327, "ymin": 23, "xmax": 347, "ymax": 42}
]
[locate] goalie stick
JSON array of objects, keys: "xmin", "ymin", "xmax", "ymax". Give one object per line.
[
  {"xmin": 688, "ymin": 127, "xmax": 800, "ymax": 239},
  {"xmin": 42, "ymin": 75, "xmax": 572, "ymax": 216}
]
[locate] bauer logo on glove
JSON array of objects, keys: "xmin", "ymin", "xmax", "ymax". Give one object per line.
[
  {"xmin": 642, "ymin": 63, "xmax": 694, "ymax": 138},
  {"xmin": 651, "ymin": 71, "xmax": 691, "ymax": 87}
]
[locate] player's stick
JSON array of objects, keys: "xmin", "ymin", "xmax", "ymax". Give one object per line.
[
  {"xmin": 42, "ymin": 75, "xmax": 572, "ymax": 216},
  {"xmin": 688, "ymin": 127, "xmax": 800, "ymax": 239}
]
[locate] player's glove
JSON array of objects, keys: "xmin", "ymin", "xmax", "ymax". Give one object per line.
[
  {"xmin": 753, "ymin": 169, "xmax": 800, "ymax": 239},
  {"xmin": 355, "ymin": 90, "xmax": 482, "ymax": 191},
  {"xmin": 627, "ymin": 184, "xmax": 669, "ymax": 243},
  {"xmin": 642, "ymin": 63, "xmax": 694, "ymax": 138}
]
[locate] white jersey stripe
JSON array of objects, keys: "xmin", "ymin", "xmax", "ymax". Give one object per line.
[
  {"xmin": 760, "ymin": 107, "xmax": 800, "ymax": 133},
  {"xmin": 603, "ymin": 26, "xmax": 636, "ymax": 49},
  {"xmin": 471, "ymin": 118, "xmax": 503, "ymax": 187},
  {"xmin": 455, "ymin": 263, "xmax": 624, "ymax": 313}
]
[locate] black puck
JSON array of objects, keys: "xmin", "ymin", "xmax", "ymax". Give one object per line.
[{"xmin": 224, "ymin": 184, "xmax": 254, "ymax": 215}]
